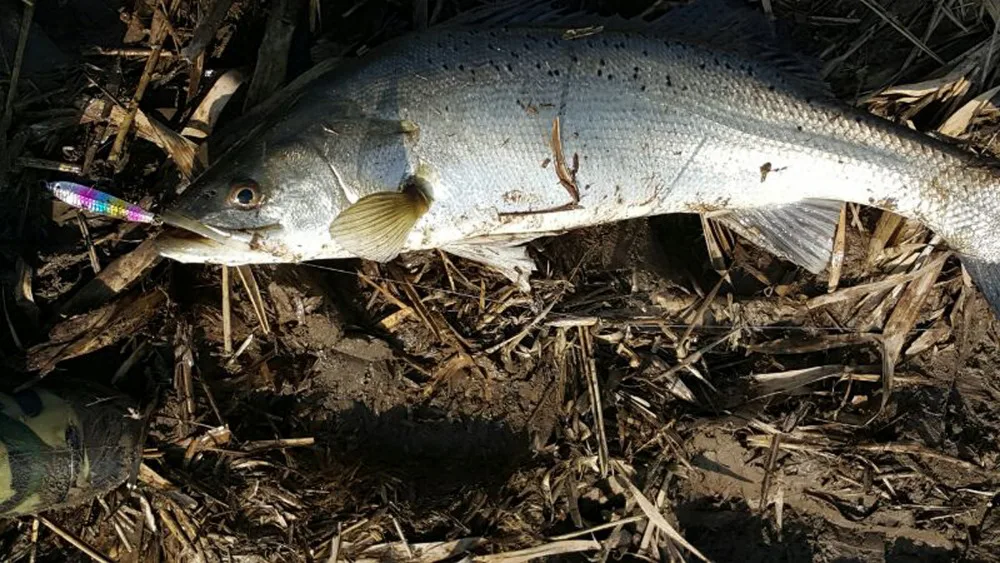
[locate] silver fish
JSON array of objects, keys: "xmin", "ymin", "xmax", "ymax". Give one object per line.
[{"xmin": 156, "ymin": 1, "xmax": 1000, "ymax": 312}]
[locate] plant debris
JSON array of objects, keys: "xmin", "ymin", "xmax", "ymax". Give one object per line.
[{"xmin": 4, "ymin": 0, "xmax": 1000, "ymax": 562}]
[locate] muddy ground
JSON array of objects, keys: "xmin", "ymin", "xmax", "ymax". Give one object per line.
[{"xmin": 4, "ymin": 0, "xmax": 1000, "ymax": 561}]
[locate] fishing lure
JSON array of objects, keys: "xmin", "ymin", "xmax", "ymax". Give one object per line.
[
  {"xmin": 45, "ymin": 181, "xmax": 157, "ymax": 224},
  {"xmin": 43, "ymin": 180, "xmax": 255, "ymax": 245}
]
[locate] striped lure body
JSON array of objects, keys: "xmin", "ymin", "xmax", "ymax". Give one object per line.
[
  {"xmin": 0, "ymin": 381, "xmax": 143, "ymax": 518},
  {"xmin": 45, "ymin": 181, "xmax": 156, "ymax": 224}
]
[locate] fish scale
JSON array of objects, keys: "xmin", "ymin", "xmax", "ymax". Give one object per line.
[
  {"xmin": 158, "ymin": 16, "xmax": 1000, "ymax": 314},
  {"xmin": 313, "ymin": 27, "xmax": 991, "ymax": 243}
]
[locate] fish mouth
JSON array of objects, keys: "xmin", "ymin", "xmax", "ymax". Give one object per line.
[{"xmin": 154, "ymin": 226, "xmax": 287, "ymax": 265}]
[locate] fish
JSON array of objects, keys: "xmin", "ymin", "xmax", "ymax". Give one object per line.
[
  {"xmin": 155, "ymin": 0, "xmax": 1000, "ymax": 315},
  {"xmin": 0, "ymin": 380, "xmax": 143, "ymax": 518}
]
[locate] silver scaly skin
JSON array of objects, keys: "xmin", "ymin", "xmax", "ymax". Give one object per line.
[{"xmin": 156, "ymin": 22, "xmax": 1000, "ymax": 305}]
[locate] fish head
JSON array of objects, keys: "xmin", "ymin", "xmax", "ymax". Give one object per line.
[
  {"xmin": 156, "ymin": 131, "xmax": 343, "ymax": 264},
  {"xmin": 156, "ymin": 109, "xmax": 426, "ymax": 265}
]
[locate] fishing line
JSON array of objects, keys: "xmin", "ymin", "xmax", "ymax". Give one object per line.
[{"xmin": 38, "ymin": 181, "xmax": 951, "ymax": 336}]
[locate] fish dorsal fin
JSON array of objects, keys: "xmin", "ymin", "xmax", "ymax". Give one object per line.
[{"xmin": 441, "ymin": 0, "xmax": 833, "ymax": 99}]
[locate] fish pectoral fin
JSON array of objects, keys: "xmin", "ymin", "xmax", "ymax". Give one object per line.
[
  {"xmin": 328, "ymin": 182, "xmax": 431, "ymax": 263},
  {"xmin": 712, "ymin": 200, "xmax": 843, "ymax": 275},
  {"xmin": 441, "ymin": 238, "xmax": 539, "ymax": 292}
]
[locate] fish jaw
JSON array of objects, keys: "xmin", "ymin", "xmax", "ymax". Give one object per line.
[
  {"xmin": 154, "ymin": 228, "xmax": 298, "ymax": 265},
  {"xmin": 153, "ymin": 226, "xmax": 359, "ymax": 265}
]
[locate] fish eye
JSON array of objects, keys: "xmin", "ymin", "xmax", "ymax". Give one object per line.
[{"xmin": 228, "ymin": 180, "xmax": 262, "ymax": 208}]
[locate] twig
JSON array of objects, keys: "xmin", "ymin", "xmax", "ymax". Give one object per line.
[
  {"xmin": 613, "ymin": 471, "xmax": 709, "ymax": 562},
  {"xmin": 222, "ymin": 265, "xmax": 232, "ymax": 354},
  {"xmin": 242, "ymin": 437, "xmax": 315, "ymax": 452},
  {"xmin": 678, "ymin": 272, "xmax": 728, "ymax": 356},
  {"xmin": 579, "ymin": 326, "xmax": 609, "ymax": 477},
  {"xmin": 29, "ymin": 517, "xmax": 39, "ymax": 563},
  {"xmin": 181, "ymin": 0, "xmax": 236, "ymax": 61},
  {"xmin": 108, "ymin": 0, "xmax": 181, "ymax": 167},
  {"xmin": 87, "ymin": 47, "xmax": 179, "ymax": 57},
  {"xmin": 390, "ymin": 516, "xmax": 413, "ymax": 559},
  {"xmin": 652, "ymin": 330, "xmax": 737, "ymax": 383},
  {"xmin": 0, "ymin": 0, "xmax": 34, "ymax": 163},
  {"xmin": 485, "ymin": 293, "xmax": 561, "ymax": 354},
  {"xmin": 857, "ymin": 0, "xmax": 945, "ymax": 65},
  {"xmin": 827, "ymin": 204, "xmax": 847, "ymax": 292},
  {"xmin": 473, "ymin": 540, "xmax": 601, "ymax": 562},
  {"xmin": 15, "ymin": 157, "xmax": 82, "ymax": 174},
  {"xmin": 235, "ymin": 265, "xmax": 271, "ymax": 334},
  {"xmin": 243, "ymin": 0, "xmax": 302, "ymax": 111},
  {"xmin": 75, "ymin": 213, "xmax": 101, "ymax": 274},
  {"xmin": 326, "ymin": 524, "xmax": 342, "ymax": 563},
  {"xmin": 547, "ymin": 516, "xmax": 646, "ymax": 540},
  {"xmin": 38, "ymin": 517, "xmax": 113, "ymax": 563},
  {"xmin": 807, "ymin": 260, "xmax": 946, "ymax": 309}
]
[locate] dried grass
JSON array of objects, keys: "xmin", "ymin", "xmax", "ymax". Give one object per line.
[{"xmin": 3, "ymin": 0, "xmax": 1000, "ymax": 561}]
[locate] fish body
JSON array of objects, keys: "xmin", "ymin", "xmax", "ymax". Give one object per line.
[
  {"xmin": 157, "ymin": 8, "xmax": 1000, "ymax": 308},
  {"xmin": 0, "ymin": 380, "xmax": 142, "ymax": 518}
]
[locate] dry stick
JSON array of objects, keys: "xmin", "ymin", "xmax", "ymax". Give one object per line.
[
  {"xmin": 88, "ymin": 47, "xmax": 179, "ymax": 57},
  {"xmin": 28, "ymin": 517, "xmax": 39, "ymax": 563},
  {"xmin": 474, "ymin": 540, "xmax": 601, "ymax": 562},
  {"xmin": 547, "ymin": 516, "xmax": 646, "ymax": 541},
  {"xmin": 0, "ymin": 0, "xmax": 34, "ymax": 163},
  {"xmin": 638, "ymin": 474, "xmax": 669, "ymax": 552},
  {"xmin": 75, "ymin": 213, "xmax": 101, "ymax": 274},
  {"xmin": 828, "ymin": 204, "xmax": 847, "ymax": 292},
  {"xmin": 108, "ymin": 0, "xmax": 180, "ymax": 167},
  {"xmin": 484, "ymin": 295, "xmax": 561, "ymax": 354},
  {"xmin": 678, "ymin": 272, "xmax": 728, "ymax": 356},
  {"xmin": 222, "ymin": 265, "xmax": 232, "ymax": 355},
  {"xmin": 858, "ymin": 0, "xmax": 945, "ymax": 65},
  {"xmin": 38, "ymin": 517, "xmax": 113, "ymax": 563},
  {"xmin": 244, "ymin": 0, "xmax": 302, "ymax": 111},
  {"xmin": 390, "ymin": 516, "xmax": 414, "ymax": 560},
  {"xmin": 807, "ymin": 261, "xmax": 943, "ymax": 309},
  {"xmin": 878, "ymin": 251, "xmax": 949, "ymax": 413},
  {"xmin": 15, "ymin": 157, "xmax": 82, "ymax": 174},
  {"xmin": 579, "ymin": 326, "xmax": 609, "ymax": 477},
  {"xmin": 326, "ymin": 524, "xmax": 342, "ymax": 563},
  {"xmin": 653, "ymin": 329, "xmax": 737, "ymax": 384},
  {"xmin": 243, "ymin": 437, "xmax": 315, "ymax": 452},
  {"xmin": 180, "ymin": 0, "xmax": 236, "ymax": 61},
  {"xmin": 235, "ymin": 265, "xmax": 271, "ymax": 334},
  {"xmin": 614, "ymin": 473, "xmax": 709, "ymax": 562}
]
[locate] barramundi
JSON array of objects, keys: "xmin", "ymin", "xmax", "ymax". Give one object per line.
[{"xmin": 155, "ymin": 0, "xmax": 1000, "ymax": 314}]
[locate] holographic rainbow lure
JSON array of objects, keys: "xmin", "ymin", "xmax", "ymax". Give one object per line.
[
  {"xmin": 45, "ymin": 181, "xmax": 156, "ymax": 224},
  {"xmin": 42, "ymin": 180, "xmax": 255, "ymax": 246}
]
